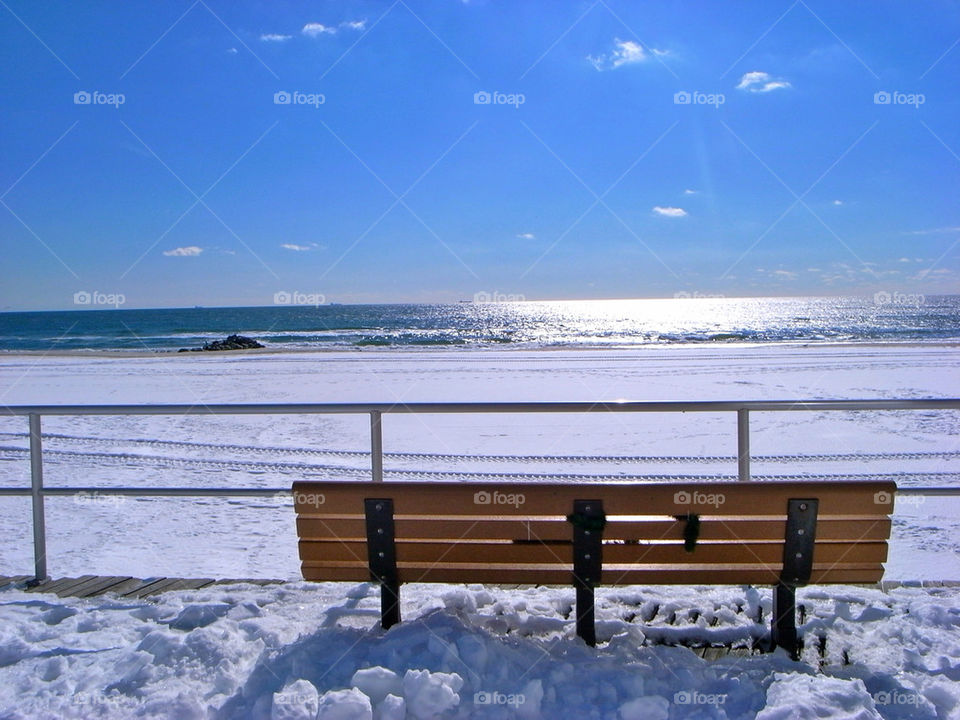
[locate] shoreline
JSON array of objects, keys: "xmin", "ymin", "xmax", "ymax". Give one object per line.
[{"xmin": 2, "ymin": 338, "xmax": 960, "ymax": 359}]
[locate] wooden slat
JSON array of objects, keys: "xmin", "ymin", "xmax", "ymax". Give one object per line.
[
  {"xmin": 297, "ymin": 517, "xmax": 892, "ymax": 543},
  {"xmin": 25, "ymin": 575, "xmax": 97, "ymax": 594},
  {"xmin": 302, "ymin": 563, "xmax": 885, "ymax": 585},
  {"xmin": 298, "ymin": 539, "xmax": 888, "ymax": 566},
  {"xmin": 292, "ymin": 481, "xmax": 896, "ymax": 517},
  {"xmin": 135, "ymin": 578, "xmax": 215, "ymax": 596},
  {"xmin": 0, "ymin": 575, "xmax": 30, "ymax": 588},
  {"xmin": 58, "ymin": 575, "xmax": 132, "ymax": 598}
]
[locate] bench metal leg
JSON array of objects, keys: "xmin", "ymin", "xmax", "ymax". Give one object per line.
[
  {"xmin": 575, "ymin": 583, "xmax": 596, "ymax": 646},
  {"xmin": 771, "ymin": 582, "xmax": 799, "ymax": 659},
  {"xmin": 380, "ymin": 577, "xmax": 401, "ymax": 630},
  {"xmin": 771, "ymin": 498, "xmax": 818, "ymax": 660},
  {"xmin": 365, "ymin": 498, "xmax": 400, "ymax": 630},
  {"xmin": 570, "ymin": 499, "xmax": 604, "ymax": 647}
]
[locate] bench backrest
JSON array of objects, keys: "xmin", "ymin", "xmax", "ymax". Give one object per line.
[{"xmin": 292, "ymin": 481, "xmax": 895, "ymax": 586}]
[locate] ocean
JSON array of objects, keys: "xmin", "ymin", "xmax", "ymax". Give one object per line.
[{"xmin": 0, "ymin": 295, "xmax": 957, "ymax": 352}]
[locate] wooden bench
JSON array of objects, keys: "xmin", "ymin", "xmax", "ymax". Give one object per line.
[{"xmin": 292, "ymin": 480, "xmax": 895, "ymax": 659}]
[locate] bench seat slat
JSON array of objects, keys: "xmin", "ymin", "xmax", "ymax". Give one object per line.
[
  {"xmin": 298, "ymin": 539, "xmax": 888, "ymax": 565},
  {"xmin": 301, "ymin": 564, "xmax": 886, "ymax": 585},
  {"xmin": 297, "ymin": 517, "xmax": 892, "ymax": 543},
  {"xmin": 292, "ymin": 481, "xmax": 896, "ymax": 517}
]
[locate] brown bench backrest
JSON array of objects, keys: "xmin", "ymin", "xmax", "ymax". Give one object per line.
[{"xmin": 293, "ymin": 481, "xmax": 895, "ymax": 586}]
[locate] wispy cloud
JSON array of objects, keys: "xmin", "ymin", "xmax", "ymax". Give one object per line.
[
  {"xmin": 652, "ymin": 206, "xmax": 687, "ymax": 217},
  {"xmin": 280, "ymin": 243, "xmax": 322, "ymax": 252},
  {"xmin": 302, "ymin": 22, "xmax": 336, "ymax": 37},
  {"xmin": 683, "ymin": 189, "xmax": 698, "ymax": 195},
  {"xmin": 341, "ymin": 19, "xmax": 367, "ymax": 31},
  {"xmin": 163, "ymin": 246, "xmax": 203, "ymax": 257},
  {"xmin": 736, "ymin": 71, "xmax": 791, "ymax": 93},
  {"xmin": 588, "ymin": 39, "xmax": 658, "ymax": 71},
  {"xmin": 832, "ymin": 199, "xmax": 843, "ymax": 206},
  {"xmin": 260, "ymin": 33, "xmax": 292, "ymax": 42},
  {"xmin": 905, "ymin": 226, "xmax": 960, "ymax": 235},
  {"xmin": 517, "ymin": 232, "xmax": 535, "ymax": 240}
]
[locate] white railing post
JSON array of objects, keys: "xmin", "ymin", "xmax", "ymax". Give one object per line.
[
  {"xmin": 737, "ymin": 408, "xmax": 750, "ymax": 481},
  {"xmin": 370, "ymin": 411, "xmax": 383, "ymax": 482},
  {"xmin": 29, "ymin": 414, "xmax": 48, "ymax": 582}
]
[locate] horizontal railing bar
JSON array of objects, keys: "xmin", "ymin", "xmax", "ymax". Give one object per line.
[
  {"xmin": 0, "ymin": 399, "xmax": 959, "ymax": 416},
  {"xmin": 0, "ymin": 488, "xmax": 289, "ymax": 497},
  {"xmin": 1, "ymin": 486, "xmax": 958, "ymax": 497}
]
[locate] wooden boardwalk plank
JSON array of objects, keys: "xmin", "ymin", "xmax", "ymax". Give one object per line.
[
  {"xmin": 26, "ymin": 576, "xmax": 97, "ymax": 595},
  {"xmin": 68, "ymin": 576, "xmax": 133, "ymax": 598},
  {"xmin": 133, "ymin": 578, "xmax": 215, "ymax": 597},
  {"xmin": 0, "ymin": 576, "xmax": 30, "ymax": 589}
]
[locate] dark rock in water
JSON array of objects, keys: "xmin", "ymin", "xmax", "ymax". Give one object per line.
[{"xmin": 178, "ymin": 334, "xmax": 264, "ymax": 352}]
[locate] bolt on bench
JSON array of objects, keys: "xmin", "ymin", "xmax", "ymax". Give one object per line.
[{"xmin": 292, "ymin": 480, "xmax": 895, "ymax": 659}]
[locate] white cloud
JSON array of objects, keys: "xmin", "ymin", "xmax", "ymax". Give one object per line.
[
  {"xmin": 260, "ymin": 33, "xmax": 292, "ymax": 42},
  {"xmin": 226, "ymin": 47, "xmax": 238, "ymax": 54},
  {"xmin": 683, "ymin": 189, "xmax": 698, "ymax": 195},
  {"xmin": 281, "ymin": 243, "xmax": 322, "ymax": 251},
  {"xmin": 588, "ymin": 39, "xmax": 658, "ymax": 71},
  {"xmin": 517, "ymin": 232, "xmax": 535, "ymax": 240},
  {"xmin": 652, "ymin": 206, "xmax": 687, "ymax": 217},
  {"xmin": 341, "ymin": 19, "xmax": 367, "ymax": 30},
  {"xmin": 772, "ymin": 269, "xmax": 797, "ymax": 278},
  {"xmin": 736, "ymin": 71, "xmax": 791, "ymax": 93},
  {"xmin": 302, "ymin": 22, "xmax": 336, "ymax": 37},
  {"xmin": 163, "ymin": 246, "xmax": 203, "ymax": 257},
  {"xmin": 906, "ymin": 226, "xmax": 960, "ymax": 235},
  {"xmin": 832, "ymin": 199, "xmax": 843, "ymax": 206}
]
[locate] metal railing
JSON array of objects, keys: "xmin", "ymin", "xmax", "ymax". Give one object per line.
[{"xmin": 2, "ymin": 398, "xmax": 959, "ymax": 582}]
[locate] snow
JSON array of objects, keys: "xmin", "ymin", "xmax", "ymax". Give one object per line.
[
  {"xmin": 0, "ymin": 344, "xmax": 957, "ymax": 581},
  {"xmin": 1, "ymin": 580, "xmax": 959, "ymax": 719},
  {"xmin": 0, "ymin": 344, "xmax": 957, "ymax": 717}
]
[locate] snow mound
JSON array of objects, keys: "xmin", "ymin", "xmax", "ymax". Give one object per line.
[{"xmin": 0, "ymin": 581, "xmax": 958, "ymax": 718}]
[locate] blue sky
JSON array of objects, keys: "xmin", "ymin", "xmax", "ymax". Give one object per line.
[{"xmin": 1, "ymin": 0, "xmax": 958, "ymax": 309}]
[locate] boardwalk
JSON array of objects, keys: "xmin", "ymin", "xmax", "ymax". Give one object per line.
[{"xmin": 0, "ymin": 574, "xmax": 280, "ymax": 599}]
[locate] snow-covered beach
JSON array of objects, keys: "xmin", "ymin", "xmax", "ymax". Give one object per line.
[
  {"xmin": 1, "ymin": 343, "xmax": 959, "ymax": 719},
  {"xmin": 1, "ymin": 343, "xmax": 958, "ymax": 580}
]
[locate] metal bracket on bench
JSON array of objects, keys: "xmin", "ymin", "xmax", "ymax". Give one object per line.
[
  {"xmin": 771, "ymin": 498, "xmax": 818, "ymax": 659},
  {"xmin": 365, "ymin": 498, "xmax": 400, "ymax": 630},
  {"xmin": 569, "ymin": 499, "xmax": 605, "ymax": 647}
]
